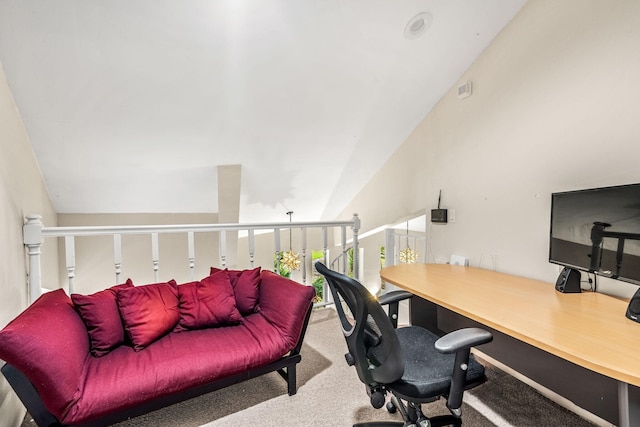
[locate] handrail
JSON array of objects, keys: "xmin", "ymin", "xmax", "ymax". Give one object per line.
[
  {"xmin": 23, "ymin": 213, "xmax": 360, "ymax": 304},
  {"xmin": 34, "ymin": 220, "xmax": 360, "ymax": 237}
]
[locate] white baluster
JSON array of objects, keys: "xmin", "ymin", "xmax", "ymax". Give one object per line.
[
  {"xmin": 301, "ymin": 227, "xmax": 307, "ymax": 284},
  {"xmin": 219, "ymin": 230, "xmax": 227, "ymax": 268},
  {"xmin": 274, "ymin": 228, "xmax": 281, "ymax": 273},
  {"xmin": 151, "ymin": 233, "xmax": 159, "ymax": 282},
  {"xmin": 385, "ymin": 228, "xmax": 396, "ymax": 268},
  {"xmin": 341, "ymin": 226, "xmax": 347, "ymax": 275},
  {"xmin": 352, "ymin": 213, "xmax": 360, "ymax": 280},
  {"xmin": 321, "ymin": 226, "xmax": 330, "ymax": 305},
  {"xmin": 65, "ymin": 236, "xmax": 76, "ymax": 293},
  {"xmin": 321, "ymin": 227, "xmax": 328, "ymax": 265},
  {"xmin": 114, "ymin": 234, "xmax": 122, "ymax": 284},
  {"xmin": 248, "ymin": 229, "xmax": 255, "ymax": 268},
  {"xmin": 188, "ymin": 231, "xmax": 195, "ymax": 280}
]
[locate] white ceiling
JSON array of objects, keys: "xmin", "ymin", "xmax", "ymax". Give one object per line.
[{"xmin": 0, "ymin": 0, "xmax": 526, "ymax": 223}]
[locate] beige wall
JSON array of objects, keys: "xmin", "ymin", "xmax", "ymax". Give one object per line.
[
  {"xmin": 0, "ymin": 63, "xmax": 57, "ymax": 427},
  {"xmin": 341, "ymin": 0, "xmax": 640, "ymax": 298}
]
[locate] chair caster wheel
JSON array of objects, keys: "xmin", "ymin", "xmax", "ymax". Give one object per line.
[
  {"xmin": 386, "ymin": 401, "xmax": 397, "ymax": 414},
  {"xmin": 370, "ymin": 390, "xmax": 385, "ymax": 409}
]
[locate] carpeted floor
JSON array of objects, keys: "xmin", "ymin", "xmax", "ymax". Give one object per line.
[{"xmin": 22, "ymin": 308, "xmax": 597, "ymax": 426}]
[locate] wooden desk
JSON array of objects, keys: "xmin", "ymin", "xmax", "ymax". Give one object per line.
[{"xmin": 381, "ymin": 263, "xmax": 640, "ymax": 427}]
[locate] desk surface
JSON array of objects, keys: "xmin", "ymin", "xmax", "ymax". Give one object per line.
[{"xmin": 381, "ymin": 263, "xmax": 640, "ymax": 387}]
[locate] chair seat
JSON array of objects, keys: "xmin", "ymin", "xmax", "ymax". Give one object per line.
[{"xmin": 388, "ymin": 326, "xmax": 486, "ymax": 401}]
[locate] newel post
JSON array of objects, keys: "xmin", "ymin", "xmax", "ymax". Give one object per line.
[
  {"xmin": 385, "ymin": 228, "xmax": 396, "ymax": 268},
  {"xmin": 352, "ymin": 213, "xmax": 360, "ymax": 280},
  {"xmin": 23, "ymin": 215, "xmax": 44, "ymax": 303}
]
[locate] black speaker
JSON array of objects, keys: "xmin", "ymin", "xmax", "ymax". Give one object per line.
[
  {"xmin": 555, "ymin": 267, "xmax": 581, "ymax": 293},
  {"xmin": 626, "ymin": 288, "xmax": 640, "ymax": 322}
]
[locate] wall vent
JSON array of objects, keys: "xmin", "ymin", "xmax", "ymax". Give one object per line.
[{"xmin": 457, "ymin": 81, "xmax": 473, "ymax": 99}]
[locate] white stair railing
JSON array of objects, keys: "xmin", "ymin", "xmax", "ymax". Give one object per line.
[
  {"xmin": 384, "ymin": 228, "xmax": 427, "ymax": 268},
  {"xmin": 23, "ymin": 213, "xmax": 360, "ymax": 305},
  {"xmin": 383, "ymin": 228, "xmax": 426, "ymax": 292}
]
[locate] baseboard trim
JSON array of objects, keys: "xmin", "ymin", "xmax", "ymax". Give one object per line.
[{"xmin": 473, "ymin": 349, "xmax": 613, "ymax": 427}]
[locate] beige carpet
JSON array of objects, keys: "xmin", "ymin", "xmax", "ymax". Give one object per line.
[
  {"xmin": 22, "ymin": 308, "xmax": 597, "ymax": 426},
  {"xmin": 111, "ymin": 308, "xmax": 595, "ymax": 427}
]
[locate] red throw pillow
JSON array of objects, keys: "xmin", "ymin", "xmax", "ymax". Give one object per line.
[
  {"xmin": 176, "ymin": 270, "xmax": 243, "ymax": 331},
  {"xmin": 210, "ymin": 267, "xmax": 261, "ymax": 315},
  {"xmin": 117, "ymin": 280, "xmax": 180, "ymax": 351},
  {"xmin": 71, "ymin": 279, "xmax": 134, "ymax": 357}
]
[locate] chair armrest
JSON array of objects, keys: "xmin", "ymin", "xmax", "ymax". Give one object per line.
[
  {"xmin": 377, "ymin": 290, "xmax": 413, "ymax": 306},
  {"xmin": 435, "ymin": 328, "xmax": 493, "ymax": 413},
  {"xmin": 434, "ymin": 328, "xmax": 493, "ymax": 354},
  {"xmin": 377, "ymin": 290, "xmax": 413, "ymax": 328}
]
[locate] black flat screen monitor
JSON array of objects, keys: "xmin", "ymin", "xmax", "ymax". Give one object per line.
[{"xmin": 550, "ymin": 183, "xmax": 640, "ymax": 285}]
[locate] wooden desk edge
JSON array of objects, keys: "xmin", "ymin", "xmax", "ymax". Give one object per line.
[{"xmin": 381, "ymin": 264, "xmax": 640, "ymax": 388}]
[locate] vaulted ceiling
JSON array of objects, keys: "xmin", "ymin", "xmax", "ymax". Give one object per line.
[{"xmin": 0, "ymin": 0, "xmax": 526, "ymax": 223}]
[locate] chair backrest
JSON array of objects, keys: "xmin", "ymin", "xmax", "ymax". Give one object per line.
[{"xmin": 315, "ymin": 262, "xmax": 404, "ymax": 386}]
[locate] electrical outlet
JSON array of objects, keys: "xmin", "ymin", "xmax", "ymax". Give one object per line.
[{"xmin": 449, "ymin": 209, "xmax": 456, "ymax": 223}]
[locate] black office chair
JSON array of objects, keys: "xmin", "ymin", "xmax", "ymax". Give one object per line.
[{"xmin": 315, "ymin": 262, "xmax": 492, "ymax": 427}]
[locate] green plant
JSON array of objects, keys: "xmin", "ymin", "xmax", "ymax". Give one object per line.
[
  {"xmin": 312, "ymin": 276, "xmax": 324, "ymax": 302},
  {"xmin": 274, "ymin": 251, "xmax": 291, "ymax": 278},
  {"xmin": 311, "ymin": 250, "xmax": 325, "ymax": 302}
]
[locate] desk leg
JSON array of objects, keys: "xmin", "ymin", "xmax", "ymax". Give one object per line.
[
  {"xmin": 618, "ymin": 382, "xmax": 640, "ymax": 427},
  {"xmin": 409, "ymin": 296, "xmax": 442, "ymax": 335}
]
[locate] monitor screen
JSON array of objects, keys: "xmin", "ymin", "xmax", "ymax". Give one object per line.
[{"xmin": 550, "ymin": 183, "xmax": 640, "ymax": 285}]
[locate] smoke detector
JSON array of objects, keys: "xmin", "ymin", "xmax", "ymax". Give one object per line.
[{"xmin": 404, "ymin": 12, "xmax": 433, "ymax": 40}]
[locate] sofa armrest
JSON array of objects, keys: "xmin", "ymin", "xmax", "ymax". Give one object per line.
[
  {"xmin": 0, "ymin": 289, "xmax": 89, "ymax": 420},
  {"xmin": 258, "ymin": 271, "xmax": 315, "ymax": 349}
]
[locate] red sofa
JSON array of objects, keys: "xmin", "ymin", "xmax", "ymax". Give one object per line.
[{"xmin": 0, "ymin": 268, "xmax": 315, "ymax": 427}]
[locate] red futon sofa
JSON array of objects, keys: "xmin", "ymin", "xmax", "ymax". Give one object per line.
[{"xmin": 0, "ymin": 268, "xmax": 315, "ymax": 426}]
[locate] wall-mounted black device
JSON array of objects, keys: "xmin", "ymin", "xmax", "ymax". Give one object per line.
[
  {"xmin": 431, "ymin": 190, "xmax": 448, "ymax": 223},
  {"xmin": 431, "ymin": 209, "xmax": 448, "ymax": 223}
]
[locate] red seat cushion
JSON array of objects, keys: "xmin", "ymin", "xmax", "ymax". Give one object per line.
[
  {"xmin": 66, "ymin": 313, "xmax": 290, "ymax": 425},
  {"xmin": 210, "ymin": 267, "xmax": 261, "ymax": 315},
  {"xmin": 117, "ymin": 281, "xmax": 180, "ymax": 351},
  {"xmin": 71, "ymin": 279, "xmax": 134, "ymax": 357},
  {"xmin": 175, "ymin": 269, "xmax": 243, "ymax": 331}
]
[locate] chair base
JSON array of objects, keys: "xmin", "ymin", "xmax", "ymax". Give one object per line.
[
  {"xmin": 354, "ymin": 423, "xmax": 404, "ymax": 427},
  {"xmin": 355, "ymin": 415, "xmax": 461, "ymax": 427}
]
